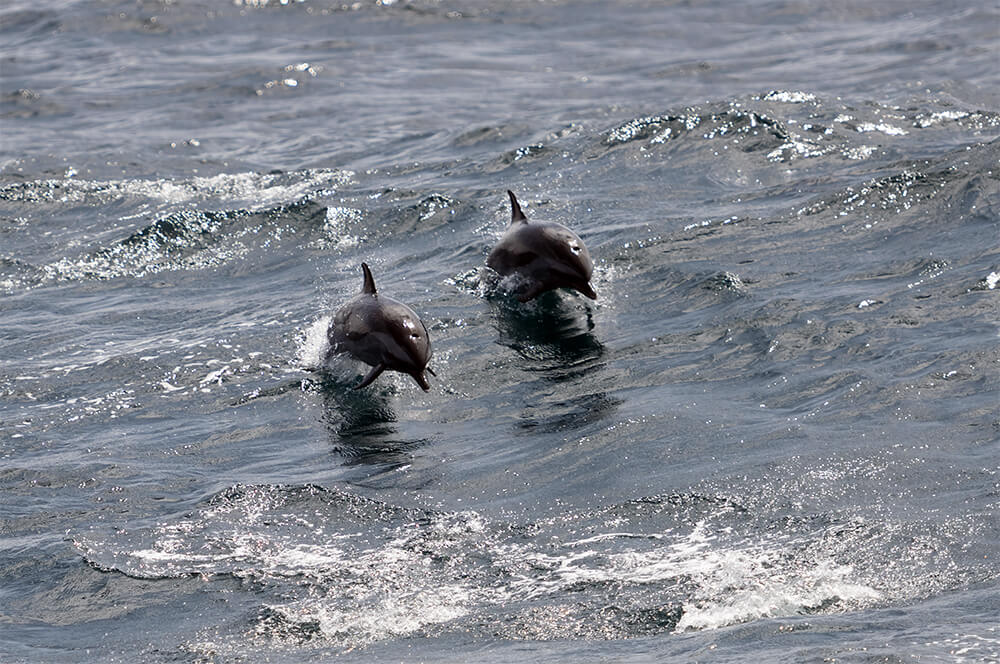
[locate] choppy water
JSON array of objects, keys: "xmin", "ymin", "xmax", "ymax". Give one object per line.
[{"xmin": 2, "ymin": 0, "xmax": 999, "ymax": 662}]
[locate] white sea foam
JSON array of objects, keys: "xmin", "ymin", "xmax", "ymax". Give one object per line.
[
  {"xmin": 309, "ymin": 206, "xmax": 365, "ymax": 250},
  {"xmin": 855, "ymin": 122, "xmax": 908, "ymax": 136},
  {"xmin": 297, "ymin": 316, "xmax": 332, "ymax": 369},
  {"xmin": 766, "ymin": 139, "xmax": 830, "ymax": 162},
  {"xmin": 264, "ymin": 584, "xmax": 472, "ymax": 645},
  {"xmin": 914, "ymin": 110, "xmax": 970, "ymax": 128},
  {"xmin": 77, "ymin": 488, "xmax": 901, "ymax": 651},
  {"xmin": 762, "ymin": 90, "xmax": 816, "ymax": 104},
  {"xmin": 1, "ymin": 169, "xmax": 352, "ymax": 210},
  {"xmin": 675, "ymin": 556, "xmax": 880, "ymax": 632}
]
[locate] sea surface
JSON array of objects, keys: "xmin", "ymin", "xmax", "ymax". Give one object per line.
[{"xmin": 2, "ymin": 0, "xmax": 999, "ymax": 662}]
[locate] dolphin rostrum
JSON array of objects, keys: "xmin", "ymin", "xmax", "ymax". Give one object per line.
[
  {"xmin": 327, "ymin": 263, "xmax": 434, "ymax": 391},
  {"xmin": 486, "ymin": 190, "xmax": 596, "ymax": 302}
]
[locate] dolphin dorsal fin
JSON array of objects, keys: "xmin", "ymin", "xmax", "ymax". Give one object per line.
[
  {"xmin": 360, "ymin": 262, "xmax": 377, "ymax": 295},
  {"xmin": 507, "ymin": 190, "xmax": 527, "ymax": 224}
]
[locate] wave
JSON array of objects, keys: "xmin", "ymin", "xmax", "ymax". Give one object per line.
[
  {"xmin": 0, "ymin": 168, "xmax": 353, "ymax": 290},
  {"xmin": 72, "ymin": 479, "xmax": 993, "ymax": 653}
]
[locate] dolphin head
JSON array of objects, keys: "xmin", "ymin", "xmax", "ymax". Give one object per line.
[
  {"xmin": 379, "ymin": 299, "xmax": 433, "ymax": 390},
  {"xmin": 537, "ymin": 223, "xmax": 596, "ymax": 300}
]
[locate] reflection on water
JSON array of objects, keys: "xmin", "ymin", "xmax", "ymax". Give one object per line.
[
  {"xmin": 490, "ymin": 291, "xmax": 605, "ymax": 374},
  {"xmin": 317, "ymin": 375, "xmax": 425, "ymax": 468},
  {"xmin": 518, "ymin": 391, "xmax": 622, "ymax": 434},
  {"xmin": 489, "ymin": 291, "xmax": 620, "ymax": 432}
]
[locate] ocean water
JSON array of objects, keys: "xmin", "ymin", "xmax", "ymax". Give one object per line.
[{"xmin": 2, "ymin": 0, "xmax": 999, "ymax": 661}]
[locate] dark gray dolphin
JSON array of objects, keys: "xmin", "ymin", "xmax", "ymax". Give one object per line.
[
  {"xmin": 327, "ymin": 263, "xmax": 434, "ymax": 391},
  {"xmin": 486, "ymin": 190, "xmax": 596, "ymax": 302}
]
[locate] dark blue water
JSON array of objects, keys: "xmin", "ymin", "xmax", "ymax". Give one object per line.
[{"xmin": 2, "ymin": 0, "xmax": 999, "ymax": 661}]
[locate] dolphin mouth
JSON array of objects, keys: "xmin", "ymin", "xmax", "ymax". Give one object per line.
[
  {"xmin": 411, "ymin": 371, "xmax": 431, "ymax": 391},
  {"xmin": 576, "ymin": 283, "xmax": 597, "ymax": 299}
]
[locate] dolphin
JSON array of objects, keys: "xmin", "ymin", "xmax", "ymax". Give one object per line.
[
  {"xmin": 327, "ymin": 263, "xmax": 434, "ymax": 391},
  {"xmin": 486, "ymin": 190, "xmax": 596, "ymax": 302}
]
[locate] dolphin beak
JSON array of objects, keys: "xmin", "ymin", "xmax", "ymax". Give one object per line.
[
  {"xmin": 577, "ymin": 283, "xmax": 597, "ymax": 299},
  {"xmin": 411, "ymin": 371, "xmax": 431, "ymax": 391}
]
